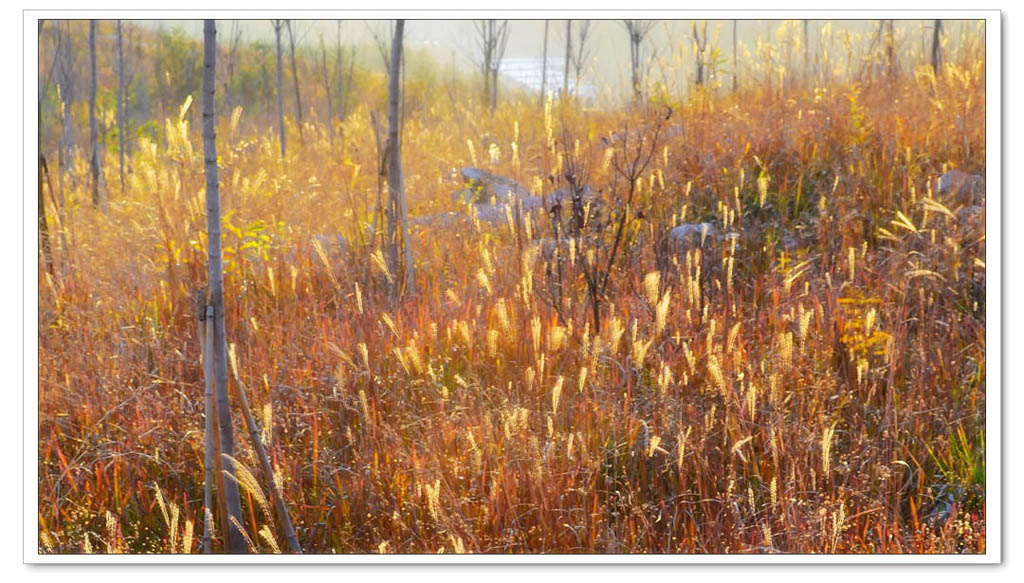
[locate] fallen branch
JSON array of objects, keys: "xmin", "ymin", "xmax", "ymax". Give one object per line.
[{"xmin": 227, "ymin": 343, "xmax": 302, "ymax": 554}]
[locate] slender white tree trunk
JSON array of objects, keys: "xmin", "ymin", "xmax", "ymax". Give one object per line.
[
  {"xmin": 732, "ymin": 20, "xmax": 738, "ymax": 92},
  {"xmin": 199, "ymin": 302, "xmax": 215, "ymax": 553},
  {"xmin": 387, "ymin": 20, "xmax": 414, "ymax": 298},
  {"xmin": 116, "ymin": 20, "xmax": 127, "ymax": 194},
  {"xmin": 273, "ymin": 21, "xmax": 286, "ymax": 159},
  {"xmin": 931, "ymin": 20, "xmax": 943, "ymax": 76},
  {"xmin": 88, "ymin": 20, "xmax": 103, "ymax": 210},
  {"xmin": 489, "ymin": 21, "xmax": 501, "ymax": 115},
  {"xmin": 286, "ymin": 20, "xmax": 304, "ymax": 145},
  {"xmin": 540, "ymin": 20, "xmax": 549, "ymax": 105},
  {"xmin": 57, "ymin": 21, "xmax": 73, "ymax": 202},
  {"xmin": 38, "ymin": 21, "xmax": 54, "ymax": 278},
  {"xmin": 202, "ymin": 19, "xmax": 247, "ymax": 554},
  {"xmin": 479, "ymin": 21, "xmax": 491, "ymax": 113},
  {"xmin": 564, "ymin": 20, "xmax": 572, "ymax": 98},
  {"xmin": 319, "ymin": 35, "xmax": 333, "ymax": 146},
  {"xmin": 335, "ymin": 21, "xmax": 347, "ymax": 122},
  {"xmin": 225, "ymin": 21, "xmax": 240, "ymax": 113},
  {"xmin": 803, "ymin": 20, "xmax": 810, "ymax": 84}
]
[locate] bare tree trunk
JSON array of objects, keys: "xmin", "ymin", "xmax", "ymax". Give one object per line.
[
  {"xmin": 623, "ymin": 21, "xmax": 655, "ymax": 102},
  {"xmin": 573, "ymin": 34, "xmax": 581, "ymax": 96},
  {"xmin": 630, "ymin": 30, "xmax": 639, "ymax": 98},
  {"xmin": 490, "ymin": 56, "xmax": 498, "ymax": 114},
  {"xmin": 154, "ymin": 29, "xmax": 168, "ymax": 122},
  {"xmin": 272, "ymin": 20, "xmax": 286, "ymax": 159},
  {"xmin": 197, "ymin": 300, "xmax": 215, "ymax": 553},
  {"xmin": 490, "ymin": 21, "xmax": 509, "ymax": 114},
  {"xmin": 488, "ymin": 20, "xmax": 495, "ymax": 103},
  {"xmin": 319, "ymin": 35, "xmax": 334, "ymax": 146},
  {"xmin": 384, "ymin": 138, "xmax": 398, "ymax": 295},
  {"xmin": 370, "ymin": 21, "xmax": 393, "ymax": 71},
  {"xmin": 127, "ymin": 26, "xmax": 148, "ymax": 126},
  {"xmin": 335, "ymin": 21, "xmax": 347, "ymax": 122},
  {"xmin": 202, "ymin": 19, "xmax": 247, "ymax": 555},
  {"xmin": 370, "ymin": 111, "xmax": 385, "ymax": 251},
  {"xmin": 885, "ymin": 19, "xmax": 897, "ymax": 83},
  {"xmin": 732, "ymin": 20, "xmax": 738, "ymax": 92},
  {"xmin": 483, "ymin": 21, "xmax": 491, "ymax": 110},
  {"xmin": 88, "ymin": 20, "xmax": 103, "ymax": 210},
  {"xmin": 225, "ymin": 21, "xmax": 241, "ymax": 113},
  {"xmin": 386, "ymin": 20, "xmax": 414, "ymax": 298},
  {"xmin": 803, "ymin": 20, "xmax": 810, "ymax": 84},
  {"xmin": 52, "ymin": 21, "xmax": 74, "ymax": 261},
  {"xmin": 563, "ymin": 20, "xmax": 572, "ymax": 98},
  {"xmin": 401, "ymin": 32, "xmax": 407, "ymax": 143},
  {"xmin": 38, "ymin": 20, "xmax": 55, "ymax": 279},
  {"xmin": 473, "ymin": 20, "xmax": 509, "ymax": 115},
  {"xmin": 931, "ymin": 20, "xmax": 943, "ymax": 76},
  {"xmin": 38, "ymin": 22, "xmax": 54, "ymax": 277},
  {"xmin": 476, "ymin": 20, "xmax": 492, "ymax": 113},
  {"xmin": 39, "ymin": 154, "xmax": 54, "ymax": 278},
  {"xmin": 538, "ymin": 20, "xmax": 549, "ymax": 107},
  {"xmin": 343, "ymin": 47, "xmax": 355, "ymax": 122},
  {"xmin": 571, "ymin": 20, "xmax": 593, "ymax": 98},
  {"xmin": 56, "ymin": 21, "xmax": 71, "ymax": 209},
  {"xmin": 126, "ymin": 23, "xmax": 141, "ymax": 123},
  {"xmin": 116, "ymin": 20, "xmax": 127, "ymax": 194},
  {"xmin": 693, "ymin": 21, "xmax": 708, "ymax": 87},
  {"xmin": 285, "ymin": 20, "xmax": 304, "ymax": 145}
]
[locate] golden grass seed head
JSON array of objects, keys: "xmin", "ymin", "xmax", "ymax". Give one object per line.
[
  {"xmin": 551, "ymin": 376, "xmax": 564, "ymax": 414},
  {"xmin": 643, "ymin": 271, "xmax": 661, "ymax": 306},
  {"xmin": 258, "ymin": 525, "xmax": 281, "ymax": 554}
]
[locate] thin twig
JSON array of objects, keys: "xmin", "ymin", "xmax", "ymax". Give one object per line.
[{"xmin": 227, "ymin": 344, "xmax": 302, "ymax": 554}]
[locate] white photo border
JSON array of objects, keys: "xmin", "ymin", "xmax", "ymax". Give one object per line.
[{"xmin": 22, "ymin": 6, "xmax": 1002, "ymax": 565}]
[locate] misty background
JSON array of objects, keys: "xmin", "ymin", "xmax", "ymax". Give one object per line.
[{"xmin": 135, "ymin": 19, "xmax": 983, "ymax": 106}]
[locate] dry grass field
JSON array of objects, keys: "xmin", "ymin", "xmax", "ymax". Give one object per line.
[{"xmin": 36, "ymin": 19, "xmax": 987, "ymax": 554}]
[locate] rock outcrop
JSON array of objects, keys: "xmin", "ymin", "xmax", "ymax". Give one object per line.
[
  {"xmin": 670, "ymin": 222, "xmax": 715, "ymax": 246},
  {"xmin": 454, "ymin": 167, "xmax": 532, "ymax": 205},
  {"xmin": 447, "ymin": 167, "xmax": 602, "ymax": 229}
]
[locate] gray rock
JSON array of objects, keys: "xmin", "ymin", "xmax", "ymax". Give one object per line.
[
  {"xmin": 459, "ymin": 167, "xmax": 532, "ymax": 204},
  {"xmin": 518, "ymin": 195, "xmax": 546, "ymax": 211},
  {"xmin": 459, "ymin": 167, "xmax": 492, "ymax": 183},
  {"xmin": 956, "ymin": 205, "xmax": 984, "ymax": 229},
  {"xmin": 449, "ymin": 167, "xmax": 605, "ymax": 233},
  {"xmin": 472, "ymin": 203, "xmax": 511, "ymax": 225},
  {"xmin": 781, "ymin": 235, "xmax": 801, "ymax": 252},
  {"xmin": 547, "ymin": 185, "xmax": 597, "ymax": 206},
  {"xmin": 411, "ymin": 212, "xmax": 464, "ymax": 228},
  {"xmin": 544, "ymin": 186, "xmax": 604, "ymax": 233},
  {"xmin": 451, "ymin": 187, "xmax": 478, "ymax": 205},
  {"xmin": 530, "ymin": 236, "xmax": 597, "ymax": 260},
  {"xmin": 935, "ymin": 170, "xmax": 985, "ymax": 205},
  {"xmin": 670, "ymin": 223, "xmax": 715, "ymax": 246},
  {"xmin": 310, "ymin": 233, "xmax": 349, "ymax": 261}
]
